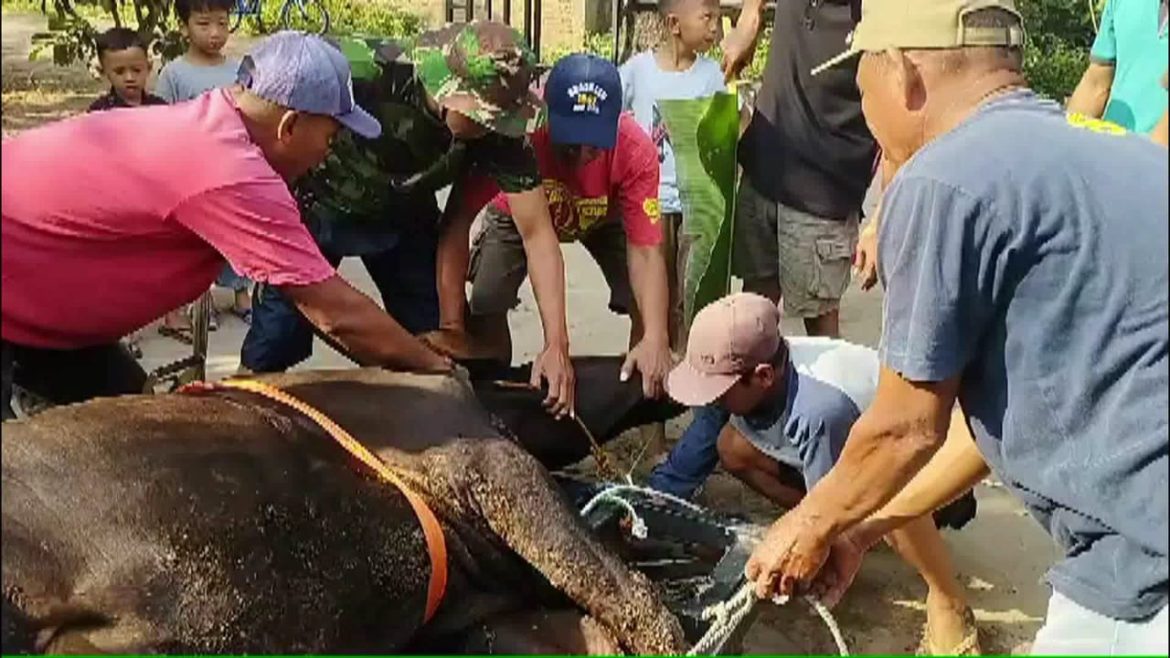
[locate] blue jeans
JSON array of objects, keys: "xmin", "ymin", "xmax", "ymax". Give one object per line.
[
  {"xmin": 239, "ymin": 225, "xmax": 439, "ymax": 373},
  {"xmin": 647, "ymin": 405, "xmax": 730, "ymax": 499}
]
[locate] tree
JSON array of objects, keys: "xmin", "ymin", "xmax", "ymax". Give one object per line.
[{"xmin": 31, "ymin": 0, "xmax": 184, "ymax": 66}]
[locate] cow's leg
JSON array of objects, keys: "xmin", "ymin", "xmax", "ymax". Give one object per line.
[
  {"xmin": 438, "ymin": 439, "xmax": 687, "ymax": 655},
  {"xmin": 463, "ymin": 609, "xmax": 622, "ymax": 654}
]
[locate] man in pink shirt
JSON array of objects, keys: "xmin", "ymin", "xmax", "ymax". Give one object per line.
[
  {"xmin": 468, "ymin": 54, "xmax": 673, "ymax": 398},
  {"xmin": 1, "ymin": 31, "xmax": 451, "ymax": 419}
]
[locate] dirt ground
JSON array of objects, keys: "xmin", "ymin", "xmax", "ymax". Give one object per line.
[{"xmin": 2, "ymin": 9, "xmax": 1059, "ymax": 654}]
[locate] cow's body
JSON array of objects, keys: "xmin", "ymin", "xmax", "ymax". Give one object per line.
[{"xmin": 2, "ymin": 359, "xmax": 688, "ymax": 654}]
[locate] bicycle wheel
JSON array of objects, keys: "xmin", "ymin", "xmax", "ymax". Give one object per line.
[
  {"xmin": 229, "ymin": 0, "xmax": 246, "ymax": 32},
  {"xmin": 281, "ymin": 0, "xmax": 330, "ymax": 35}
]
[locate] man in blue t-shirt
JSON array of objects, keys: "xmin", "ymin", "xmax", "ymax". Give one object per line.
[
  {"xmin": 740, "ymin": 0, "xmax": 1168, "ymax": 654},
  {"xmin": 667, "ymin": 293, "xmax": 980, "ymax": 652}
]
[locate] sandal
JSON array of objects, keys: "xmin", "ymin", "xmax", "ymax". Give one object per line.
[
  {"xmin": 229, "ymin": 307, "xmax": 253, "ymax": 326},
  {"xmin": 917, "ymin": 607, "xmax": 981, "ymax": 656},
  {"xmin": 158, "ymin": 325, "xmax": 193, "ymax": 346}
]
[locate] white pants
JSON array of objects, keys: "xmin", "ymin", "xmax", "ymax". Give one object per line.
[{"xmin": 1032, "ymin": 591, "xmax": 1168, "ymax": 655}]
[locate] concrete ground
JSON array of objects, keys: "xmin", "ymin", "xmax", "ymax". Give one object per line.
[{"xmin": 3, "ymin": 10, "xmax": 1057, "ymax": 653}]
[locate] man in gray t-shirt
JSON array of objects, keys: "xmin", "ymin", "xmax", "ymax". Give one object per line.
[
  {"xmin": 745, "ymin": 1, "xmax": 1168, "ymax": 654},
  {"xmin": 667, "ymin": 293, "xmax": 980, "ymax": 653}
]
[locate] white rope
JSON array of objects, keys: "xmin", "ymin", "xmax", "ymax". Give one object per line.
[
  {"xmin": 686, "ymin": 583, "xmax": 849, "ymax": 656},
  {"xmin": 578, "ymin": 484, "xmax": 849, "ymax": 656}
]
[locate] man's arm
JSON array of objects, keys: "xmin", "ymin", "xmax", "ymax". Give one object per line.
[
  {"xmin": 1152, "ymin": 72, "xmax": 1168, "ymax": 147},
  {"xmin": 1153, "ymin": 110, "xmax": 1169, "ymax": 146},
  {"xmin": 800, "ymin": 368, "xmax": 960, "ymax": 535},
  {"xmin": 435, "ymin": 178, "xmax": 490, "ymax": 332},
  {"xmin": 720, "ymin": 0, "xmax": 766, "ymax": 81},
  {"xmin": 280, "ymin": 275, "xmax": 451, "ymax": 372},
  {"xmin": 847, "ymin": 405, "xmax": 990, "ymax": 549},
  {"xmin": 506, "ymin": 187, "xmax": 570, "ymax": 352},
  {"xmin": 1066, "ymin": 62, "xmax": 1116, "ymax": 118},
  {"xmin": 744, "ymin": 368, "xmax": 960, "ymax": 597},
  {"xmin": 1067, "ymin": 0, "xmax": 1117, "ymax": 117},
  {"xmin": 624, "ymin": 242, "xmax": 672, "ymax": 397},
  {"xmin": 507, "ymin": 186, "xmax": 576, "ymax": 416}
]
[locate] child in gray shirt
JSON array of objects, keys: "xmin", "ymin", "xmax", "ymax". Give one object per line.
[{"xmin": 156, "ymin": 0, "xmax": 253, "ymax": 328}]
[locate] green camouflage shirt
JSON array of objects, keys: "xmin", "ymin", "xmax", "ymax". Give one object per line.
[{"xmin": 298, "ymin": 34, "xmax": 541, "ymax": 230}]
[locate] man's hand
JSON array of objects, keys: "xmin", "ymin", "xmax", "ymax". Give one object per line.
[
  {"xmin": 531, "ymin": 343, "xmax": 576, "ymax": 419},
  {"xmin": 721, "ymin": 18, "xmax": 760, "ymax": 82},
  {"xmin": 420, "ymin": 326, "xmax": 499, "ymax": 360},
  {"xmin": 621, "ymin": 337, "xmax": 673, "ymax": 398},
  {"xmin": 853, "ymin": 220, "xmax": 879, "ymax": 291},
  {"xmin": 807, "ymin": 532, "xmax": 869, "ymax": 608},
  {"xmin": 744, "ymin": 506, "xmax": 837, "ymax": 600}
]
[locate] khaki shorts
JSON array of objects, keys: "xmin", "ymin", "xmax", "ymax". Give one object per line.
[
  {"xmin": 469, "ymin": 206, "xmax": 634, "ymax": 316},
  {"xmin": 732, "ymin": 177, "xmax": 858, "ymax": 319}
]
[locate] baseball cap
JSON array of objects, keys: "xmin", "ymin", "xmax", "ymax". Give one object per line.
[
  {"xmin": 811, "ymin": 0, "xmax": 1025, "ymax": 76},
  {"xmin": 665, "ymin": 293, "xmax": 781, "ymax": 407},
  {"xmin": 543, "ymin": 53, "xmax": 622, "ymax": 149},
  {"xmin": 238, "ymin": 30, "xmax": 381, "ymax": 139},
  {"xmin": 411, "ymin": 21, "xmax": 542, "ymax": 138}
]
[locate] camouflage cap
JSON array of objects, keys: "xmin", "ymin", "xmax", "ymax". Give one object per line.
[{"xmin": 410, "ymin": 21, "xmax": 542, "ymax": 137}]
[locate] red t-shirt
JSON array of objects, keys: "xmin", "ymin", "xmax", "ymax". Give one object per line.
[
  {"xmin": 1, "ymin": 89, "xmax": 335, "ymax": 349},
  {"xmin": 492, "ymin": 113, "xmax": 663, "ymax": 246}
]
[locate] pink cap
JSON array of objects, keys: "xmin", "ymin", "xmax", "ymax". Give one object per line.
[{"xmin": 666, "ymin": 293, "xmax": 781, "ymax": 406}]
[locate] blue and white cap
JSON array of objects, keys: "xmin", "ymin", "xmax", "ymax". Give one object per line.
[
  {"xmin": 237, "ymin": 30, "xmax": 381, "ymax": 139},
  {"xmin": 543, "ymin": 53, "xmax": 622, "ymax": 149}
]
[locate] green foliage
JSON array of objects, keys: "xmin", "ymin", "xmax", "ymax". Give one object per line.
[
  {"xmin": 233, "ymin": 0, "xmax": 424, "ymax": 38},
  {"xmin": 1018, "ymin": 0, "xmax": 1099, "ymax": 101},
  {"xmin": 659, "ymin": 93, "xmax": 739, "ymax": 325}
]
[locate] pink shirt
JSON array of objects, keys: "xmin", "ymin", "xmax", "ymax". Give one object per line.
[
  {"xmin": 1, "ymin": 90, "xmax": 335, "ymax": 349},
  {"xmin": 492, "ymin": 113, "xmax": 663, "ymax": 247}
]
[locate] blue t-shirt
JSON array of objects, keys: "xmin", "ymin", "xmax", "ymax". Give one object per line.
[
  {"xmin": 156, "ymin": 56, "xmax": 242, "ymax": 104},
  {"xmin": 619, "ymin": 51, "xmax": 725, "ymax": 214},
  {"xmin": 730, "ymin": 337, "xmax": 879, "ymax": 488},
  {"xmin": 1090, "ymin": 0, "xmax": 1169, "ymax": 133},
  {"xmin": 878, "ymin": 90, "xmax": 1169, "ymax": 621}
]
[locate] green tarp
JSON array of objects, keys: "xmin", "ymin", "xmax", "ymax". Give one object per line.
[{"xmin": 658, "ymin": 91, "xmax": 740, "ymax": 331}]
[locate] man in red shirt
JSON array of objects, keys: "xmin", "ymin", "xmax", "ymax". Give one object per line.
[
  {"xmin": 1, "ymin": 32, "xmax": 451, "ymax": 419},
  {"xmin": 467, "ymin": 54, "xmax": 673, "ymax": 398}
]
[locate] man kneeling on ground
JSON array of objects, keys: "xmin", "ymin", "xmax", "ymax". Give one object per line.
[
  {"xmin": 666, "ymin": 293, "xmax": 981, "ymax": 655},
  {"xmin": 467, "ymin": 53, "xmax": 673, "ymax": 398}
]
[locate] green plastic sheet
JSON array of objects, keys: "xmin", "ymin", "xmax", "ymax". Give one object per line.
[{"xmin": 658, "ymin": 92, "xmax": 739, "ymax": 331}]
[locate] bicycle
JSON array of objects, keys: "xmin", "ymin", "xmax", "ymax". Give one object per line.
[{"xmin": 230, "ymin": 0, "xmax": 331, "ymax": 35}]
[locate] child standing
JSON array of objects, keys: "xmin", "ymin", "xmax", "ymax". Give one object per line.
[
  {"xmin": 155, "ymin": 0, "xmax": 252, "ymax": 338},
  {"xmin": 88, "ymin": 28, "xmax": 169, "ymax": 111},
  {"xmin": 88, "ymin": 27, "xmax": 169, "ymax": 359},
  {"xmin": 619, "ymin": 0, "xmax": 724, "ymax": 352}
]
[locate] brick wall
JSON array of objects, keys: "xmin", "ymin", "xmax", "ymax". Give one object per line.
[{"xmin": 402, "ymin": 0, "xmax": 598, "ymax": 55}]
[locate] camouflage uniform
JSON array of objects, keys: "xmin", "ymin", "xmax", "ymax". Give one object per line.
[{"xmin": 240, "ymin": 22, "xmax": 543, "ymax": 373}]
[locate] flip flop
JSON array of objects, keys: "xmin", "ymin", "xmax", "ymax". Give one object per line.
[
  {"xmin": 158, "ymin": 325, "xmax": 193, "ymax": 346},
  {"xmin": 229, "ymin": 307, "xmax": 253, "ymax": 326},
  {"xmin": 917, "ymin": 607, "xmax": 981, "ymax": 656}
]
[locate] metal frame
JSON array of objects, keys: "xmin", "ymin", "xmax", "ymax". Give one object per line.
[{"xmin": 445, "ymin": 0, "xmax": 542, "ymax": 57}]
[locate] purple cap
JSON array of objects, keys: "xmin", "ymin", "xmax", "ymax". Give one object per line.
[{"xmin": 237, "ymin": 31, "xmax": 381, "ymax": 139}]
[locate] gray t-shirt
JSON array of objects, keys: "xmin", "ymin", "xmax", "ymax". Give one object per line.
[
  {"xmin": 878, "ymin": 90, "xmax": 1168, "ymax": 621},
  {"xmin": 155, "ymin": 57, "xmax": 241, "ymax": 103},
  {"xmin": 731, "ymin": 337, "xmax": 878, "ymax": 487}
]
